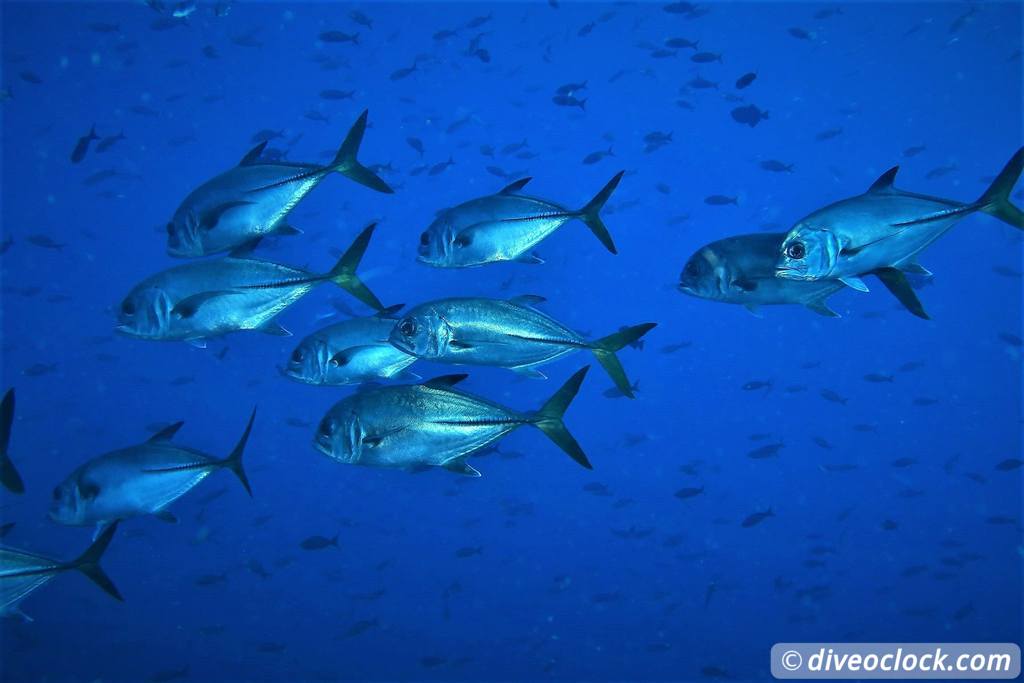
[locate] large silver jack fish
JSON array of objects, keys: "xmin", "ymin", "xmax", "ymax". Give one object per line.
[
  {"xmin": 118, "ymin": 224, "xmax": 385, "ymax": 345},
  {"xmin": 166, "ymin": 109, "xmax": 393, "ymax": 257},
  {"xmin": 775, "ymin": 147, "xmax": 1024, "ymax": 290},
  {"xmin": 314, "ymin": 367, "xmax": 593, "ymax": 476}
]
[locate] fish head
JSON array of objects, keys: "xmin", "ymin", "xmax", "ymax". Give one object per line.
[
  {"xmin": 776, "ymin": 224, "xmax": 840, "ymax": 281},
  {"xmin": 678, "ymin": 246, "xmax": 729, "ymax": 300},
  {"xmin": 389, "ymin": 307, "xmax": 451, "ymax": 358},
  {"xmin": 48, "ymin": 477, "xmax": 96, "ymax": 525},
  {"xmin": 166, "ymin": 209, "xmax": 203, "ymax": 258},
  {"xmin": 283, "ymin": 335, "xmax": 330, "ymax": 385},
  {"xmin": 417, "ymin": 212, "xmax": 469, "ymax": 266},
  {"xmin": 314, "ymin": 409, "xmax": 362, "ymax": 463},
  {"xmin": 115, "ymin": 286, "xmax": 174, "ymax": 339}
]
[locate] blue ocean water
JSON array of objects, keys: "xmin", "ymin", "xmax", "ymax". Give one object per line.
[{"xmin": 1, "ymin": 1, "xmax": 1022, "ymax": 681}]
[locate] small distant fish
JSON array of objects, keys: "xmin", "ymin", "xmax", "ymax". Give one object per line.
[
  {"xmin": 863, "ymin": 373, "xmax": 894, "ymax": 383},
  {"xmin": 704, "ymin": 195, "xmax": 738, "ymax": 205},
  {"xmin": 691, "ymin": 52, "xmax": 722, "ymax": 63},
  {"xmin": 759, "ymin": 159, "xmax": 793, "ymax": 173},
  {"xmin": 912, "ymin": 396, "xmax": 938, "ymax": 407},
  {"xmin": 747, "ymin": 442, "xmax": 784, "ymax": 459},
  {"xmin": 22, "ymin": 363, "xmax": 58, "ymax": 377},
  {"xmin": 194, "ymin": 573, "xmax": 227, "ymax": 586},
  {"xmin": 407, "ymin": 137, "xmax": 425, "ymax": 156},
  {"xmin": 742, "ymin": 380, "xmax": 771, "ymax": 391},
  {"xmin": 70, "ymin": 125, "xmax": 100, "ymax": 163},
  {"xmin": 686, "ymin": 76, "xmax": 718, "ymax": 89},
  {"xmin": 300, "ymin": 534, "xmax": 339, "ymax": 550},
  {"xmin": 455, "ymin": 546, "xmax": 482, "ymax": 558},
  {"xmin": 812, "ymin": 437, "xmax": 832, "ymax": 449},
  {"xmin": 552, "ymin": 94, "xmax": 586, "ymax": 110},
  {"xmin": 428, "ymin": 157, "xmax": 455, "ymax": 176},
  {"xmin": 582, "ymin": 146, "xmax": 614, "ymax": 165},
  {"xmin": 674, "ymin": 486, "xmax": 704, "ymax": 499},
  {"xmin": 903, "ymin": 145, "xmax": 927, "ymax": 157},
  {"xmin": 819, "ymin": 389, "xmax": 848, "ymax": 405},
  {"xmin": 891, "ymin": 457, "xmax": 918, "ymax": 468},
  {"xmin": 998, "ymin": 332, "xmax": 1022, "ymax": 347},
  {"xmin": 319, "ymin": 30, "xmax": 360, "ymax": 44},
  {"xmin": 96, "ymin": 131, "xmax": 126, "ymax": 153},
  {"xmin": 390, "ymin": 62, "xmax": 418, "ymax": 81},
  {"xmin": 19, "ymin": 71, "xmax": 43, "ymax": 84},
  {"xmin": 788, "ymin": 27, "xmax": 814, "ymax": 40},
  {"xmin": 735, "ymin": 72, "xmax": 757, "ymax": 89},
  {"xmin": 898, "ymin": 360, "xmax": 925, "ymax": 372},
  {"xmin": 349, "ymin": 10, "xmax": 373, "ymax": 29},
  {"xmin": 731, "ymin": 105, "xmax": 769, "ymax": 127},
  {"xmin": 665, "ymin": 37, "xmax": 699, "ymax": 50},
  {"xmin": 995, "ymin": 459, "xmax": 1023, "ymax": 471},
  {"xmin": 26, "ymin": 234, "xmax": 65, "ymax": 250},
  {"xmin": 925, "ymin": 164, "xmax": 957, "ymax": 179},
  {"xmin": 741, "ymin": 509, "xmax": 775, "ymax": 527},
  {"xmin": 815, "ymin": 127, "xmax": 843, "ymax": 141}
]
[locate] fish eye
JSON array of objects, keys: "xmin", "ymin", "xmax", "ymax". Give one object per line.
[
  {"xmin": 419, "ymin": 232, "xmax": 430, "ymax": 245},
  {"xmin": 291, "ymin": 348, "xmax": 303, "ymax": 362},
  {"xmin": 786, "ymin": 242, "xmax": 806, "ymax": 260},
  {"xmin": 685, "ymin": 260, "xmax": 701, "ymax": 276},
  {"xmin": 121, "ymin": 298, "xmax": 136, "ymax": 315},
  {"xmin": 398, "ymin": 319, "xmax": 417, "ymax": 336}
]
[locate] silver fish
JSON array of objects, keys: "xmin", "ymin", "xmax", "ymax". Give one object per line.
[
  {"xmin": 1, "ymin": 522, "xmax": 122, "ymax": 621},
  {"xmin": 417, "ymin": 173, "xmax": 624, "ymax": 267},
  {"xmin": 313, "ymin": 368, "xmax": 592, "ymax": 476},
  {"xmin": 389, "ymin": 296, "xmax": 655, "ymax": 397},
  {"xmin": 776, "ymin": 148, "xmax": 1023, "ymax": 290},
  {"xmin": 49, "ymin": 409, "xmax": 256, "ymax": 535},
  {"xmin": 118, "ymin": 224, "xmax": 384, "ymax": 345},
  {"xmin": 166, "ymin": 110, "xmax": 392, "ymax": 257},
  {"xmin": 0, "ymin": 389, "xmax": 23, "ymax": 493},
  {"xmin": 680, "ymin": 233, "xmax": 929, "ymax": 319},
  {"xmin": 283, "ymin": 304, "xmax": 417, "ymax": 386}
]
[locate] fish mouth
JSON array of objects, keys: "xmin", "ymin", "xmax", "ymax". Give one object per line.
[
  {"xmin": 677, "ymin": 283, "xmax": 695, "ymax": 295},
  {"xmin": 313, "ymin": 432, "xmax": 333, "ymax": 456},
  {"xmin": 774, "ymin": 267, "xmax": 802, "ymax": 280}
]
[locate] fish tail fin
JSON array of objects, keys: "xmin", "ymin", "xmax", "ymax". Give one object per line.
[
  {"xmin": 324, "ymin": 224, "xmax": 384, "ymax": 311},
  {"xmin": 331, "ymin": 110, "xmax": 394, "ymax": 194},
  {"xmin": 68, "ymin": 521, "xmax": 123, "ymax": 602},
  {"xmin": 589, "ymin": 323, "xmax": 657, "ymax": 398},
  {"xmin": 531, "ymin": 367, "xmax": 592, "ymax": 469},
  {"xmin": 89, "ymin": 124, "xmax": 98, "ymax": 140},
  {"xmin": 221, "ymin": 407, "xmax": 256, "ymax": 497},
  {"xmin": 872, "ymin": 268, "xmax": 930, "ymax": 320},
  {"xmin": 576, "ymin": 171, "xmax": 624, "ymax": 254},
  {"xmin": 0, "ymin": 389, "xmax": 23, "ymax": 493},
  {"xmin": 977, "ymin": 147, "xmax": 1024, "ymax": 229}
]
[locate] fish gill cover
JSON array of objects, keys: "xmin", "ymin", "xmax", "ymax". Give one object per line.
[{"xmin": 0, "ymin": 1, "xmax": 1022, "ymax": 682}]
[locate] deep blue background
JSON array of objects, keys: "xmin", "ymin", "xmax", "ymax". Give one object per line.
[{"xmin": 1, "ymin": 2, "xmax": 1022, "ymax": 681}]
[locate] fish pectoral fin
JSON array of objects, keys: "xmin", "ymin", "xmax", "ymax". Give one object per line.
[
  {"xmin": 153, "ymin": 510, "xmax": 178, "ymax": 524},
  {"xmin": 839, "ymin": 276, "xmax": 870, "ymax": 292},
  {"xmin": 512, "ymin": 366, "xmax": 547, "ymax": 379},
  {"xmin": 273, "ymin": 223, "xmax": 303, "ymax": 237},
  {"xmin": 899, "ymin": 261, "xmax": 932, "ymax": 276},
  {"xmin": 514, "ymin": 252, "xmax": 545, "ymax": 265},
  {"xmin": 443, "ymin": 459, "xmax": 482, "ymax": 477},
  {"xmin": 397, "ymin": 370, "xmax": 422, "ymax": 381},
  {"xmin": 185, "ymin": 338, "xmax": 208, "ymax": 349},
  {"xmin": 257, "ymin": 320, "xmax": 291, "ymax": 337},
  {"xmin": 200, "ymin": 200, "xmax": 255, "ymax": 231},
  {"xmin": 172, "ymin": 290, "xmax": 237, "ymax": 319},
  {"xmin": 731, "ymin": 277, "xmax": 758, "ymax": 292},
  {"xmin": 805, "ymin": 297, "xmax": 840, "ymax": 318},
  {"xmin": 448, "ymin": 339, "xmax": 474, "ymax": 350},
  {"xmin": 743, "ymin": 304, "xmax": 763, "ymax": 318},
  {"xmin": 92, "ymin": 521, "xmax": 112, "ymax": 542}
]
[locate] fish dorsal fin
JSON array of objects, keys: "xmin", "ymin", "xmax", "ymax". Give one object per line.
[
  {"xmin": 509, "ymin": 294, "xmax": 546, "ymax": 307},
  {"xmin": 240, "ymin": 140, "xmax": 268, "ymax": 165},
  {"xmin": 868, "ymin": 166, "xmax": 899, "ymax": 193},
  {"xmin": 499, "ymin": 177, "xmax": 532, "ymax": 195},
  {"xmin": 375, "ymin": 303, "xmax": 405, "ymax": 318},
  {"xmin": 147, "ymin": 421, "xmax": 184, "ymax": 443},
  {"xmin": 424, "ymin": 374, "xmax": 469, "ymax": 389}
]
